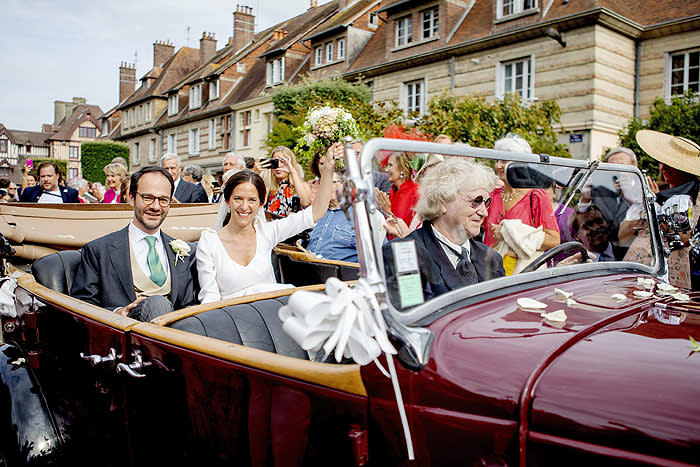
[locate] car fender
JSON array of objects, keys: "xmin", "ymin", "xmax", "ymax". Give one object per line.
[{"xmin": 0, "ymin": 343, "xmax": 63, "ymax": 463}]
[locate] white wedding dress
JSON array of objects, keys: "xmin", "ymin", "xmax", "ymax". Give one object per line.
[{"xmin": 196, "ymin": 208, "xmax": 314, "ymax": 303}]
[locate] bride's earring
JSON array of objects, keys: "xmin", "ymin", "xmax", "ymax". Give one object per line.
[{"xmin": 399, "ymin": 171, "xmax": 404, "ymax": 179}]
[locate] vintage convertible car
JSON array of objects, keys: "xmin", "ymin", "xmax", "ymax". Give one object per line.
[{"xmin": 0, "ymin": 139, "xmax": 698, "ymax": 466}]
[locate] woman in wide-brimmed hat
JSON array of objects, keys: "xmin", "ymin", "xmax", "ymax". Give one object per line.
[{"xmin": 623, "ymin": 130, "xmax": 700, "ymax": 289}]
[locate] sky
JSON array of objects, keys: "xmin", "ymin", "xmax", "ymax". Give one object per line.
[{"xmin": 1, "ymin": 0, "xmax": 314, "ymax": 132}]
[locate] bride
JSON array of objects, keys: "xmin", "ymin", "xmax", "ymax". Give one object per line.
[{"xmin": 196, "ymin": 143, "xmax": 340, "ymax": 303}]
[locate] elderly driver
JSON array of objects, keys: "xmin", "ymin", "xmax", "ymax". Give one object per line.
[{"xmin": 384, "ymin": 158, "xmax": 505, "ymax": 305}]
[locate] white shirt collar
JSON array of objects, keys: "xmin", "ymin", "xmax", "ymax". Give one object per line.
[
  {"xmin": 129, "ymin": 221, "xmax": 162, "ymax": 244},
  {"xmin": 431, "ymin": 224, "xmax": 471, "ymax": 254}
]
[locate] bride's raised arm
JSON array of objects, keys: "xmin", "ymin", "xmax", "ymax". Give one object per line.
[{"xmin": 312, "ymin": 142, "xmax": 342, "ymax": 223}]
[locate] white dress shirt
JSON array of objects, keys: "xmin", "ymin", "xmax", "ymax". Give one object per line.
[
  {"xmin": 431, "ymin": 225, "xmax": 471, "ymax": 269},
  {"xmin": 38, "ymin": 189, "xmax": 63, "ymax": 203},
  {"xmin": 128, "ymin": 222, "xmax": 170, "ymax": 278}
]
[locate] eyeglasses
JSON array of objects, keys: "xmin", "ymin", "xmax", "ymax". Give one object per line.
[
  {"xmin": 136, "ymin": 192, "xmax": 172, "ymax": 207},
  {"xmin": 467, "ymin": 195, "xmax": 492, "ymax": 209}
]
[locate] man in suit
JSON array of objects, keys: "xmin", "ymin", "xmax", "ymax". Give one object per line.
[
  {"xmin": 383, "ymin": 159, "xmax": 505, "ymax": 307},
  {"xmin": 161, "ymin": 153, "xmax": 208, "ymax": 203},
  {"xmin": 19, "ymin": 162, "xmax": 79, "ymax": 203},
  {"xmin": 71, "ymin": 166, "xmax": 199, "ymax": 321}
]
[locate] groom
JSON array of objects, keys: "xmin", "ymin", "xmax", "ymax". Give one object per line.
[{"xmin": 71, "ymin": 166, "xmax": 199, "ymax": 321}]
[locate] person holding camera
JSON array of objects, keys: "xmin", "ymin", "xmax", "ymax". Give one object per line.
[{"xmin": 260, "ymin": 146, "xmax": 311, "ymax": 217}]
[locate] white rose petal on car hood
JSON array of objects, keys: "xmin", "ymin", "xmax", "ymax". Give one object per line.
[
  {"xmin": 633, "ymin": 290, "xmax": 653, "ymax": 298},
  {"xmin": 517, "ymin": 297, "xmax": 547, "ymax": 310},
  {"xmin": 657, "ymin": 283, "xmax": 678, "ymax": 292},
  {"xmin": 671, "ymin": 292, "xmax": 690, "ymax": 302},
  {"xmin": 541, "ymin": 310, "xmax": 567, "ymax": 322},
  {"xmin": 637, "ymin": 277, "xmax": 656, "ymax": 289},
  {"xmin": 554, "ymin": 288, "xmax": 573, "ymax": 300},
  {"xmin": 611, "ymin": 293, "xmax": 627, "ymax": 301}
]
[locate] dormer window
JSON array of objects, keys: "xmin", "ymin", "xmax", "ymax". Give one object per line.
[
  {"xmin": 189, "ymin": 84, "xmax": 202, "ymax": 109},
  {"xmin": 422, "ymin": 8, "xmax": 439, "ymax": 39},
  {"xmin": 396, "ymin": 15, "xmax": 412, "ymax": 47},
  {"xmin": 267, "ymin": 57, "xmax": 285, "ymax": 85},
  {"xmin": 325, "ymin": 42, "xmax": 334, "ymax": 62},
  {"xmin": 337, "ymin": 38, "xmax": 345, "ymax": 60},
  {"xmin": 315, "ymin": 47, "xmax": 323, "ymax": 66},
  {"xmin": 368, "ymin": 12, "xmax": 378, "ymax": 28},
  {"xmin": 498, "ymin": 0, "xmax": 537, "ymax": 19},
  {"xmin": 168, "ymin": 94, "xmax": 179, "ymax": 116},
  {"xmin": 210, "ymin": 80, "xmax": 220, "ymax": 100}
]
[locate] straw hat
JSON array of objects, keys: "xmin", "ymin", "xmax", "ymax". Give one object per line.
[{"xmin": 636, "ymin": 129, "xmax": 700, "ymax": 177}]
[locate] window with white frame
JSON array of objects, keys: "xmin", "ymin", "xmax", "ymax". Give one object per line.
[
  {"xmin": 239, "ymin": 111, "xmax": 251, "ymax": 147},
  {"xmin": 167, "ymin": 133, "xmax": 177, "ymax": 154},
  {"xmin": 210, "ymin": 80, "xmax": 220, "ymax": 100},
  {"xmin": 325, "ymin": 42, "xmax": 334, "ymax": 62},
  {"xmin": 315, "ymin": 47, "xmax": 323, "ymax": 65},
  {"xmin": 396, "ymin": 15, "xmax": 412, "ymax": 47},
  {"xmin": 267, "ymin": 57, "xmax": 285, "ymax": 85},
  {"xmin": 498, "ymin": 0, "xmax": 537, "ymax": 18},
  {"xmin": 168, "ymin": 95, "xmax": 178, "ymax": 116},
  {"xmin": 68, "ymin": 168, "xmax": 78, "ymax": 180},
  {"xmin": 189, "ymin": 128, "xmax": 200, "ymax": 155},
  {"xmin": 498, "ymin": 57, "xmax": 534, "ymax": 101},
  {"xmin": 422, "ymin": 8, "xmax": 439, "ymax": 39},
  {"xmin": 69, "ymin": 146, "xmax": 80, "ymax": 160},
  {"xmin": 137, "ymin": 105, "xmax": 143, "ymax": 125},
  {"xmin": 404, "ymin": 79, "xmax": 425, "ymax": 115},
  {"xmin": 129, "ymin": 109, "xmax": 135, "ymax": 128},
  {"xmin": 368, "ymin": 12, "xmax": 378, "ymax": 28},
  {"xmin": 189, "ymin": 84, "xmax": 202, "ymax": 109},
  {"xmin": 133, "ymin": 142, "xmax": 140, "ymax": 164},
  {"xmin": 208, "ymin": 119, "xmax": 216, "ymax": 149},
  {"xmin": 145, "ymin": 102, "xmax": 152, "ymax": 123},
  {"xmin": 337, "ymin": 38, "xmax": 345, "ymax": 60},
  {"xmin": 149, "ymin": 138, "xmax": 157, "ymax": 162},
  {"xmin": 102, "ymin": 120, "xmax": 109, "ymax": 135},
  {"xmin": 668, "ymin": 49, "xmax": 699, "ymax": 96}
]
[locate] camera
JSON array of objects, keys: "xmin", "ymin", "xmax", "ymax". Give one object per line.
[
  {"xmin": 657, "ymin": 195, "xmax": 693, "ymax": 251},
  {"xmin": 261, "ymin": 158, "xmax": 279, "ymax": 169}
]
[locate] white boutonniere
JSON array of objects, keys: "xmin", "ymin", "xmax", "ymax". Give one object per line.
[{"xmin": 169, "ymin": 239, "xmax": 191, "ymax": 265}]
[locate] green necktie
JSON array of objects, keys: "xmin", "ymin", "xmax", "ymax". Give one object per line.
[{"xmin": 145, "ymin": 236, "xmax": 166, "ymax": 287}]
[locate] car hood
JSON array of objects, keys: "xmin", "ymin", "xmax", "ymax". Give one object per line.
[{"xmin": 414, "ymin": 274, "xmax": 691, "ymax": 422}]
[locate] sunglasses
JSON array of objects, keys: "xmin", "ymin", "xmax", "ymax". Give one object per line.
[{"xmin": 467, "ymin": 195, "xmax": 492, "ymax": 209}]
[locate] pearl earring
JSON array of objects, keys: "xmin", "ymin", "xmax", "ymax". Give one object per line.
[{"xmin": 400, "ymin": 171, "xmax": 404, "ymax": 179}]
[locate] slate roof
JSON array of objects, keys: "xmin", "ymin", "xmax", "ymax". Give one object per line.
[
  {"xmin": 48, "ymin": 104, "xmax": 104, "ymax": 141},
  {"xmin": 6, "ymin": 129, "xmax": 51, "ymax": 147}
]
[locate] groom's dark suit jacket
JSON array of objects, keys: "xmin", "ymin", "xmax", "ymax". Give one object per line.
[
  {"xmin": 71, "ymin": 226, "xmax": 199, "ymax": 310},
  {"xmin": 383, "ymin": 221, "xmax": 505, "ymax": 307}
]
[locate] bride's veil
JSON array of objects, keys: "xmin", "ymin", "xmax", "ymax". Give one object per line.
[{"xmin": 214, "ymin": 168, "xmax": 267, "ymax": 230}]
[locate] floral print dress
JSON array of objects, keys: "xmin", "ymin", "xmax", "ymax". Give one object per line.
[{"xmin": 266, "ymin": 180, "xmax": 295, "ymax": 217}]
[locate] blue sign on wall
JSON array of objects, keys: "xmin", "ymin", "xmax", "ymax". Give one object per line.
[{"xmin": 569, "ymin": 134, "xmax": 583, "ymax": 143}]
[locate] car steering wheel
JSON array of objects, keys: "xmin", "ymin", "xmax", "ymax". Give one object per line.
[{"xmin": 520, "ymin": 241, "xmax": 590, "ymax": 273}]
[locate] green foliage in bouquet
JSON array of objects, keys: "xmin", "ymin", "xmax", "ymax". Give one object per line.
[
  {"xmin": 616, "ymin": 91, "xmax": 699, "ymax": 180},
  {"xmin": 294, "ymin": 106, "xmax": 360, "ymax": 170}
]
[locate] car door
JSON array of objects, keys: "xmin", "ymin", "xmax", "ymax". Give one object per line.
[{"xmin": 121, "ymin": 320, "xmax": 370, "ymax": 466}]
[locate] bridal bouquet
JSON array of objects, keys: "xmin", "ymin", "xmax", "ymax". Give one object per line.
[{"xmin": 295, "ymin": 106, "xmax": 360, "ymax": 167}]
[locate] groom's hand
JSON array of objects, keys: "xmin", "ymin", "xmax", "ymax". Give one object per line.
[{"xmin": 115, "ymin": 296, "xmax": 145, "ymax": 317}]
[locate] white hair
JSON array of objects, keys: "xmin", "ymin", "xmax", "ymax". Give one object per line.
[
  {"xmin": 161, "ymin": 152, "xmax": 181, "ymax": 166},
  {"xmin": 605, "ymin": 147, "xmax": 638, "ymax": 165},
  {"xmin": 223, "ymin": 153, "xmax": 245, "ymax": 171},
  {"xmin": 416, "ymin": 158, "xmax": 499, "ymax": 221},
  {"xmin": 494, "ymin": 133, "xmax": 532, "ymax": 154}
]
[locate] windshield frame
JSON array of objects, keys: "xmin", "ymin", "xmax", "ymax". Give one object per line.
[{"xmin": 355, "ymin": 138, "xmax": 665, "ymax": 326}]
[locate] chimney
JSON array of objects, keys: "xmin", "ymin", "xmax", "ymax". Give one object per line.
[
  {"xmin": 232, "ymin": 5, "xmax": 255, "ymax": 52},
  {"xmin": 308, "ymin": 0, "xmax": 319, "ymax": 9},
  {"xmin": 200, "ymin": 32, "xmax": 217, "ymax": 64},
  {"xmin": 53, "ymin": 97, "xmax": 87, "ymax": 125},
  {"xmin": 272, "ymin": 29, "xmax": 288, "ymax": 41},
  {"xmin": 153, "ymin": 40, "xmax": 175, "ymax": 68},
  {"xmin": 119, "ymin": 62, "xmax": 136, "ymax": 103}
]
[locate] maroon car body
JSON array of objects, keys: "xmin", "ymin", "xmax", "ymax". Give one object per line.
[{"xmin": 0, "ymin": 139, "xmax": 698, "ymax": 466}]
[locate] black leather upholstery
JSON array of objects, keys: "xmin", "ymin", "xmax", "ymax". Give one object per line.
[
  {"xmin": 275, "ymin": 255, "xmax": 359, "ymax": 286},
  {"xmin": 31, "ymin": 250, "xmax": 82, "ymax": 295},
  {"xmin": 169, "ymin": 296, "xmax": 309, "ymax": 359}
]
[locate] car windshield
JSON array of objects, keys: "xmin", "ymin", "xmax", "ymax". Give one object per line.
[{"xmin": 350, "ymin": 139, "xmax": 659, "ymax": 316}]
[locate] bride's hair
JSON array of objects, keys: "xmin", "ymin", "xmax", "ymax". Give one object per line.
[{"xmin": 221, "ymin": 170, "xmax": 267, "ymax": 227}]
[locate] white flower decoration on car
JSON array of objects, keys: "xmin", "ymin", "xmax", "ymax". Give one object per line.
[{"xmin": 169, "ymin": 239, "xmax": 191, "ymax": 265}]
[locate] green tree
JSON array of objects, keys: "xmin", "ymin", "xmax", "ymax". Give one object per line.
[
  {"xmin": 417, "ymin": 93, "xmax": 569, "ymax": 157},
  {"xmin": 617, "ymin": 91, "xmax": 700, "ymax": 179},
  {"xmin": 80, "ymin": 141, "xmax": 130, "ymax": 183}
]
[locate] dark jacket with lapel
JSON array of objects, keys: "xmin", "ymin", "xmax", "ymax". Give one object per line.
[
  {"xmin": 19, "ymin": 185, "xmax": 80, "ymax": 203},
  {"xmin": 174, "ymin": 179, "xmax": 208, "ymax": 203},
  {"xmin": 383, "ymin": 221, "xmax": 505, "ymax": 307},
  {"xmin": 71, "ymin": 226, "xmax": 199, "ymax": 310}
]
